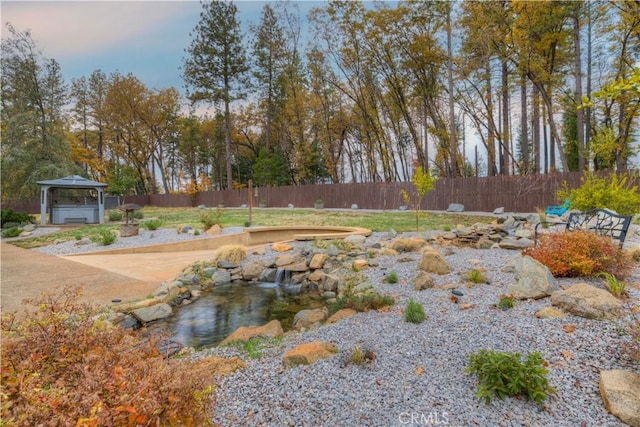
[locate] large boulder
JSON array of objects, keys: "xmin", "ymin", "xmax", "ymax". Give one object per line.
[
  {"xmin": 507, "ymin": 256, "xmax": 558, "ymax": 300},
  {"xmin": 242, "ymin": 260, "xmax": 267, "ymax": 281},
  {"xmin": 599, "ymin": 370, "xmax": 640, "ymax": 427},
  {"xmin": 219, "ymin": 320, "xmax": 284, "ymax": 346},
  {"xmin": 326, "ymin": 308, "xmax": 357, "ymax": 324},
  {"xmin": 282, "ymin": 341, "xmax": 338, "ymax": 367},
  {"xmin": 414, "ymin": 271, "xmax": 435, "ymax": 290},
  {"xmin": 551, "ymin": 283, "xmax": 622, "ymax": 320},
  {"xmin": 418, "ymin": 250, "xmax": 451, "ymax": 275}
]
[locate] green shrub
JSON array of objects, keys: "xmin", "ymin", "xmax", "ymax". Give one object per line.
[
  {"xmin": 0, "ymin": 209, "xmax": 34, "ymax": 228},
  {"xmin": 466, "ymin": 349, "xmax": 555, "ymax": 405},
  {"xmin": 556, "ymin": 172, "xmax": 640, "ymax": 216},
  {"xmin": 404, "ymin": 299, "xmax": 426, "ymax": 324},
  {"xmin": 91, "ymin": 229, "xmax": 117, "ymax": 246},
  {"xmin": 598, "ymin": 272, "xmax": 626, "ymax": 298},
  {"xmin": 1, "ymin": 227, "xmax": 22, "ymax": 238},
  {"xmin": 524, "ymin": 230, "xmax": 632, "ymax": 278},
  {"xmin": 464, "ymin": 268, "xmax": 489, "ymax": 284},
  {"xmin": 244, "ymin": 220, "xmax": 251, "ymax": 227},
  {"xmin": 0, "ymin": 287, "xmax": 243, "ymax": 426},
  {"xmin": 141, "ymin": 218, "xmax": 163, "ymax": 230},
  {"xmin": 108, "ymin": 210, "xmax": 122, "ymax": 221},
  {"xmin": 133, "ymin": 210, "xmax": 144, "ymax": 220},
  {"xmin": 329, "ymin": 292, "xmax": 395, "ymax": 315},
  {"xmin": 348, "ymin": 346, "xmax": 366, "ymax": 365},
  {"xmin": 199, "ymin": 208, "xmax": 222, "ymax": 229},
  {"xmin": 496, "ymin": 296, "xmax": 515, "ymax": 310},
  {"xmin": 384, "ymin": 271, "xmax": 399, "ymax": 284}
]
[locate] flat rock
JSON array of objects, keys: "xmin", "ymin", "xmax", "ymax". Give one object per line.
[
  {"xmin": 599, "ymin": 370, "xmax": 640, "ymax": 427},
  {"xmin": 326, "ymin": 308, "xmax": 357, "ymax": 324},
  {"xmin": 132, "ymin": 303, "xmax": 173, "ymax": 323},
  {"xmin": 309, "ymin": 253, "xmax": 329, "ymax": 269},
  {"xmin": 447, "ymin": 203, "xmax": 464, "ymax": 212},
  {"xmin": 272, "ymin": 241, "xmax": 293, "ymax": 252},
  {"xmin": 535, "ymin": 307, "xmax": 566, "ymax": 318},
  {"xmin": 551, "ymin": 283, "xmax": 622, "ymax": 320},
  {"xmin": 282, "ymin": 341, "xmax": 338, "ymax": 367},
  {"xmin": 219, "ymin": 320, "xmax": 284, "ymax": 346}
]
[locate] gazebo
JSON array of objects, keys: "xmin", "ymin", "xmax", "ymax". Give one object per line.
[{"xmin": 37, "ymin": 175, "xmax": 108, "ymax": 225}]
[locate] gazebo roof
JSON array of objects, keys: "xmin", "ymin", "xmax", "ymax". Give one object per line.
[{"xmin": 36, "ymin": 175, "xmax": 107, "ymax": 188}]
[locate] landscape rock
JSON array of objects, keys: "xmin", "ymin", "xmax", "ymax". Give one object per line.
[
  {"xmin": 272, "ymin": 242, "xmax": 293, "ymax": 252},
  {"xmin": 599, "ymin": 370, "xmax": 640, "ymax": 427},
  {"xmin": 210, "ymin": 269, "xmax": 231, "ymax": 286},
  {"xmin": 414, "ymin": 271, "xmax": 435, "ymax": 290},
  {"xmin": 219, "ymin": 320, "xmax": 284, "ymax": 346},
  {"xmin": 418, "ymin": 250, "xmax": 451, "ymax": 275},
  {"xmin": 535, "ymin": 307, "xmax": 566, "ymax": 318},
  {"xmin": 132, "ymin": 303, "xmax": 173, "ymax": 323},
  {"xmin": 447, "ymin": 203, "xmax": 464, "ymax": 212},
  {"xmin": 498, "ymin": 237, "xmax": 534, "ymax": 249},
  {"xmin": 493, "ymin": 207, "xmax": 505, "ymax": 214},
  {"xmin": 352, "ymin": 259, "xmax": 368, "ymax": 271},
  {"xmin": 206, "ymin": 224, "xmax": 223, "ymax": 235},
  {"xmin": 282, "ymin": 341, "xmax": 338, "ymax": 367},
  {"xmin": 322, "ymin": 274, "xmax": 340, "ymax": 292},
  {"xmin": 243, "ymin": 260, "xmax": 267, "ymax": 281},
  {"xmin": 507, "ymin": 255, "xmax": 558, "ymax": 300},
  {"xmin": 292, "ymin": 307, "xmax": 328, "ymax": 330},
  {"xmin": 309, "ymin": 253, "xmax": 329, "ymax": 269},
  {"xmin": 326, "ymin": 308, "xmax": 357, "ymax": 324},
  {"xmin": 551, "ymin": 283, "xmax": 622, "ymax": 320},
  {"xmin": 344, "ymin": 234, "xmax": 366, "ymax": 246}
]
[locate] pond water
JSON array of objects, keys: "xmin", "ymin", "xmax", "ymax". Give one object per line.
[{"xmin": 147, "ymin": 281, "xmax": 325, "ymax": 349}]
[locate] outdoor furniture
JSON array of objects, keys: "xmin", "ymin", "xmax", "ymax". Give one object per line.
[
  {"xmin": 534, "ymin": 208, "xmax": 632, "ymax": 248},
  {"xmin": 544, "ymin": 199, "xmax": 570, "ymax": 216}
]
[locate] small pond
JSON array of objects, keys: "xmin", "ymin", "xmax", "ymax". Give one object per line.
[{"xmin": 147, "ymin": 281, "xmax": 325, "ymax": 349}]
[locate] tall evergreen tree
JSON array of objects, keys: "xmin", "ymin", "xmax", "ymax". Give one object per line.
[{"xmin": 183, "ymin": 0, "xmax": 249, "ymax": 190}]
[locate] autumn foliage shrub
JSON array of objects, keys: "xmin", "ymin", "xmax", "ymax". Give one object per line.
[
  {"xmin": 1, "ymin": 287, "xmax": 244, "ymax": 426},
  {"xmin": 524, "ymin": 230, "xmax": 632, "ymax": 278}
]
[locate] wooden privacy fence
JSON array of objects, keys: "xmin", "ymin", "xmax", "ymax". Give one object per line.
[
  {"xmin": 7, "ymin": 170, "xmax": 638, "ymax": 214},
  {"xmin": 122, "ymin": 170, "xmax": 639, "ymax": 213}
]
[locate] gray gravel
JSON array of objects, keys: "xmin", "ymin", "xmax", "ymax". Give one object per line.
[
  {"xmin": 14, "ymin": 223, "xmax": 640, "ymax": 426},
  {"xmin": 202, "ymin": 229, "xmax": 640, "ymax": 427},
  {"xmin": 28, "ymin": 226, "xmax": 245, "ymax": 256}
]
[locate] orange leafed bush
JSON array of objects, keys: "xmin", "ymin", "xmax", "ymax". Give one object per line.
[
  {"xmin": 1, "ymin": 287, "xmax": 244, "ymax": 426},
  {"xmin": 524, "ymin": 230, "xmax": 632, "ymax": 278}
]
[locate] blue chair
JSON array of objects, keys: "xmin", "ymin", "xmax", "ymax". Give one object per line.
[{"xmin": 545, "ymin": 200, "xmax": 570, "ymax": 216}]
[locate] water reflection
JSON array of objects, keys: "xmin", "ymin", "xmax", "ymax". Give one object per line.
[{"xmin": 149, "ymin": 282, "xmax": 323, "ymax": 349}]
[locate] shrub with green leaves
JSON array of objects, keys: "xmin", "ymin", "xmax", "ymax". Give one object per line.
[
  {"xmin": 496, "ymin": 296, "xmax": 515, "ymax": 310},
  {"xmin": 1, "ymin": 227, "xmax": 22, "ymax": 238},
  {"xmin": 598, "ymin": 272, "xmax": 626, "ymax": 298},
  {"xmin": 556, "ymin": 172, "xmax": 640, "ymax": 216},
  {"xmin": 108, "ymin": 210, "xmax": 122, "ymax": 222},
  {"xmin": 466, "ymin": 350, "xmax": 555, "ymax": 405},
  {"xmin": 199, "ymin": 208, "xmax": 222, "ymax": 229},
  {"xmin": 91, "ymin": 229, "xmax": 117, "ymax": 246},
  {"xmin": 141, "ymin": 218, "xmax": 163, "ymax": 230},
  {"xmin": 1, "ymin": 209, "xmax": 34, "ymax": 228},
  {"xmin": 134, "ymin": 210, "xmax": 144, "ymax": 220},
  {"xmin": 404, "ymin": 299, "xmax": 426, "ymax": 324},
  {"xmin": 329, "ymin": 292, "xmax": 394, "ymax": 315},
  {"xmin": 384, "ymin": 271, "xmax": 399, "ymax": 284},
  {"xmin": 464, "ymin": 268, "xmax": 489, "ymax": 284}
]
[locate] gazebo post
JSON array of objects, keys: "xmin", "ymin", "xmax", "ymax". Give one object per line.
[
  {"xmin": 40, "ymin": 185, "xmax": 49, "ymax": 225},
  {"xmin": 98, "ymin": 188, "xmax": 105, "ymax": 224}
]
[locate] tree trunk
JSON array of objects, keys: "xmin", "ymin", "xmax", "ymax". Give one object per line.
[
  {"xmin": 446, "ymin": 5, "xmax": 458, "ymax": 177},
  {"xmin": 520, "ymin": 73, "xmax": 529, "ymax": 174},
  {"xmin": 574, "ymin": 11, "xmax": 585, "ymax": 171}
]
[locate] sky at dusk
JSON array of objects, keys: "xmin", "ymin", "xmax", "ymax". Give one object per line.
[{"xmin": 1, "ymin": 1, "xmax": 325, "ymax": 93}]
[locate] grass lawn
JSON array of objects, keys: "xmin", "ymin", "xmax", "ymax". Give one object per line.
[{"xmin": 9, "ymin": 207, "xmax": 494, "ymax": 250}]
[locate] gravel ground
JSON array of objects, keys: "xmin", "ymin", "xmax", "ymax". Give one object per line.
[
  {"xmin": 25, "ymin": 226, "xmax": 245, "ymax": 256},
  {"xmin": 200, "ymin": 227, "xmax": 640, "ymax": 427},
  {"xmin": 12, "ymin": 222, "xmax": 640, "ymax": 426}
]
